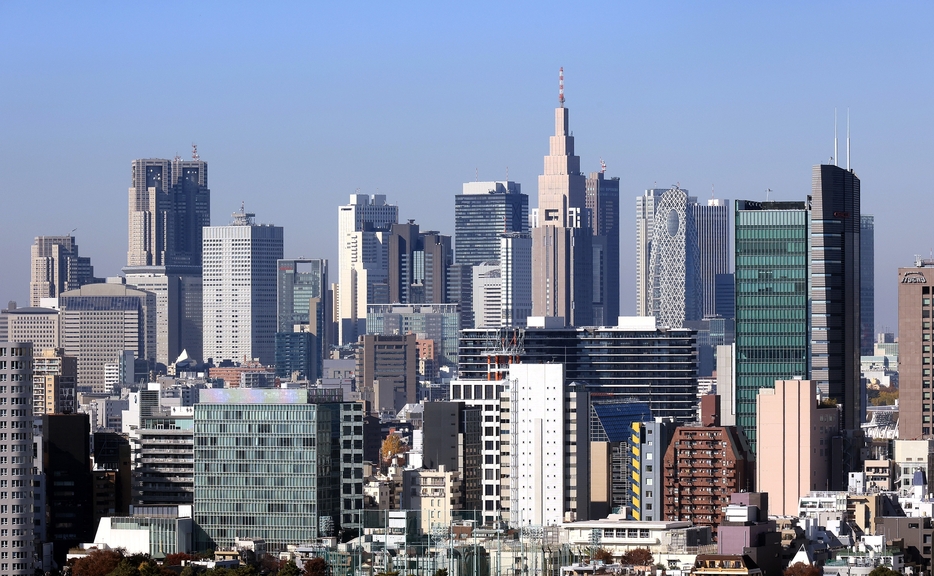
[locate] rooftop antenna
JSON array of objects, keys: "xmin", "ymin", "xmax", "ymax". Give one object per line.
[
  {"xmin": 559, "ymin": 67, "xmax": 565, "ymax": 108},
  {"xmin": 600, "ymin": 158, "xmax": 606, "ymax": 174},
  {"xmin": 833, "ymin": 109, "xmax": 838, "ymax": 167},
  {"xmin": 506, "ymin": 166, "xmax": 509, "ymax": 180},
  {"xmin": 846, "ymin": 108, "xmax": 850, "ymax": 170},
  {"xmin": 475, "ymin": 167, "xmax": 479, "ymax": 182},
  {"xmin": 711, "ymin": 184, "xmax": 715, "ymax": 200},
  {"xmin": 192, "ymin": 143, "xmax": 200, "ymax": 161},
  {"xmin": 766, "ymin": 188, "xmax": 772, "ymax": 201}
]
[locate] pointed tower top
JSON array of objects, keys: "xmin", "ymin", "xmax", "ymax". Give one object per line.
[{"xmin": 559, "ymin": 67, "xmax": 565, "ymax": 108}]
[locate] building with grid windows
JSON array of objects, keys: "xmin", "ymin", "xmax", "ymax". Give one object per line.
[
  {"xmin": 29, "ymin": 235, "xmax": 100, "ymax": 307},
  {"xmin": 277, "ymin": 258, "xmax": 329, "ymax": 377},
  {"xmin": 193, "ymin": 388, "xmax": 341, "ymax": 552},
  {"xmin": 861, "ymin": 215, "xmax": 875, "ymax": 356},
  {"xmin": 0, "ymin": 342, "xmax": 34, "ymax": 576},
  {"xmin": 455, "ymin": 181, "xmax": 528, "ymax": 266},
  {"xmin": 202, "ymin": 207, "xmax": 283, "ymax": 365},
  {"xmin": 897, "ymin": 263, "xmax": 934, "ymax": 440},
  {"xmin": 733, "ymin": 200, "xmax": 810, "ymax": 451}
]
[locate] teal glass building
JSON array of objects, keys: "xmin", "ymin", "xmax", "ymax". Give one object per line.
[
  {"xmin": 734, "ymin": 200, "xmax": 810, "ymax": 451},
  {"xmin": 193, "ymin": 389, "xmax": 341, "ymax": 552}
]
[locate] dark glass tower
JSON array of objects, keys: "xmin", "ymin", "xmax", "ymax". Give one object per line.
[
  {"xmin": 454, "ymin": 181, "xmax": 528, "ymax": 266},
  {"xmin": 734, "ymin": 200, "xmax": 810, "ymax": 451},
  {"xmin": 586, "ymin": 171, "xmax": 621, "ymax": 325},
  {"xmin": 860, "ymin": 215, "xmax": 875, "ymax": 356}
]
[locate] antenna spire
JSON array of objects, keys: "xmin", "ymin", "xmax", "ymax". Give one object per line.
[
  {"xmin": 600, "ymin": 158, "xmax": 606, "ymax": 174},
  {"xmin": 846, "ymin": 108, "xmax": 850, "ymax": 170},
  {"xmin": 559, "ymin": 67, "xmax": 565, "ymax": 107},
  {"xmin": 192, "ymin": 143, "xmax": 200, "ymax": 161},
  {"xmin": 833, "ymin": 109, "xmax": 838, "ymax": 167}
]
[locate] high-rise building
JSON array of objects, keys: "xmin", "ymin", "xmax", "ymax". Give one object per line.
[
  {"xmin": 861, "ymin": 215, "xmax": 875, "ymax": 356},
  {"xmin": 1, "ymin": 306, "xmax": 60, "ymax": 352},
  {"xmin": 356, "ymin": 333, "xmax": 417, "ymax": 414},
  {"xmin": 0, "ymin": 342, "xmax": 34, "ymax": 576},
  {"xmin": 127, "ymin": 152, "xmax": 210, "ymax": 268},
  {"xmin": 897, "ymin": 262, "xmax": 934, "ymax": 440},
  {"xmin": 193, "ymin": 388, "xmax": 342, "ymax": 552},
  {"xmin": 695, "ymin": 198, "xmax": 731, "ymax": 319},
  {"xmin": 734, "ymin": 200, "xmax": 810, "ymax": 451},
  {"xmin": 366, "ymin": 304, "xmax": 460, "ymax": 369},
  {"xmin": 202, "ymin": 207, "xmax": 283, "ymax": 365},
  {"xmin": 421, "ymin": 402, "xmax": 482, "ymax": 513},
  {"xmin": 60, "ymin": 281, "xmax": 157, "ymax": 392},
  {"xmin": 455, "ymin": 181, "xmax": 528, "ymax": 266},
  {"xmin": 33, "ymin": 348, "xmax": 77, "ymax": 415},
  {"xmin": 810, "ymin": 164, "xmax": 861, "ymax": 432},
  {"xmin": 122, "ymin": 270, "xmax": 203, "ymax": 368},
  {"xmin": 636, "ymin": 189, "xmax": 668, "ymax": 317},
  {"xmin": 649, "ymin": 187, "xmax": 699, "ymax": 328},
  {"xmin": 588, "ymin": 401, "xmax": 652, "ymax": 519},
  {"xmin": 43, "ymin": 413, "xmax": 94, "ymax": 566},
  {"xmin": 472, "ymin": 262, "xmax": 501, "ymax": 328},
  {"xmin": 531, "ymin": 69, "xmax": 593, "ymax": 327},
  {"xmin": 500, "ymin": 233, "xmax": 533, "ymax": 328},
  {"xmin": 29, "ymin": 235, "xmax": 99, "ymax": 306},
  {"xmin": 629, "ymin": 417, "xmax": 678, "ymax": 521},
  {"xmin": 277, "ymin": 259, "xmax": 329, "ymax": 378},
  {"xmin": 386, "ymin": 223, "xmax": 452, "ymax": 305},
  {"xmin": 337, "ymin": 194, "xmax": 399, "ymax": 344},
  {"xmin": 586, "ymin": 170, "xmax": 621, "ymax": 326},
  {"xmin": 756, "ymin": 379, "xmax": 837, "ymax": 515}
]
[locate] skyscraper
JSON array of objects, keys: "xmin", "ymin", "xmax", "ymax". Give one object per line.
[
  {"xmin": 897, "ymin": 261, "xmax": 934, "ymax": 440},
  {"xmin": 202, "ymin": 207, "xmax": 283, "ymax": 365},
  {"xmin": 127, "ymin": 151, "xmax": 210, "ymax": 268},
  {"xmin": 386, "ymin": 223, "xmax": 452, "ymax": 305},
  {"xmin": 648, "ymin": 187, "xmax": 699, "ymax": 328},
  {"xmin": 586, "ymin": 170, "xmax": 621, "ymax": 326},
  {"xmin": 636, "ymin": 189, "xmax": 667, "ymax": 317},
  {"xmin": 531, "ymin": 69, "xmax": 593, "ymax": 327},
  {"xmin": 337, "ymin": 194, "xmax": 398, "ymax": 344},
  {"xmin": 29, "ymin": 235, "xmax": 99, "ymax": 306},
  {"xmin": 734, "ymin": 200, "xmax": 809, "ymax": 451},
  {"xmin": 277, "ymin": 259, "xmax": 329, "ymax": 377},
  {"xmin": 861, "ymin": 215, "xmax": 875, "ymax": 356},
  {"xmin": 455, "ymin": 181, "xmax": 528, "ymax": 266},
  {"xmin": 810, "ymin": 164, "xmax": 861, "ymax": 432},
  {"xmin": 695, "ymin": 198, "xmax": 731, "ymax": 319},
  {"xmin": 0, "ymin": 342, "xmax": 34, "ymax": 576},
  {"xmin": 500, "ymin": 232, "xmax": 532, "ymax": 328}
]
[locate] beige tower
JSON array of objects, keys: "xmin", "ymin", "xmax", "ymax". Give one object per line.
[{"xmin": 531, "ymin": 68, "xmax": 592, "ymax": 326}]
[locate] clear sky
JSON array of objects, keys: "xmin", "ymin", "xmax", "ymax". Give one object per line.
[{"xmin": 1, "ymin": 1, "xmax": 931, "ymax": 333}]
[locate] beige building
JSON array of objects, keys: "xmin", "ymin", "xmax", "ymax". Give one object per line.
[
  {"xmin": 60, "ymin": 281, "xmax": 156, "ymax": 392},
  {"xmin": 33, "ymin": 348, "xmax": 77, "ymax": 415},
  {"xmin": 757, "ymin": 379, "xmax": 837, "ymax": 515},
  {"xmin": 402, "ymin": 465, "xmax": 463, "ymax": 535},
  {"xmin": 29, "ymin": 235, "xmax": 98, "ymax": 306},
  {"xmin": 356, "ymin": 333, "xmax": 416, "ymax": 414},
  {"xmin": 3, "ymin": 306, "xmax": 60, "ymax": 351}
]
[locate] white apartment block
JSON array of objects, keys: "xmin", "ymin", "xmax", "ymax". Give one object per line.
[
  {"xmin": 202, "ymin": 208, "xmax": 283, "ymax": 365},
  {"xmin": 499, "ymin": 233, "xmax": 532, "ymax": 328},
  {"xmin": 472, "ymin": 262, "xmax": 501, "ymax": 328}
]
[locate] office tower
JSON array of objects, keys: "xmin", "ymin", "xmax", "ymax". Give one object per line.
[
  {"xmin": 356, "ymin": 333, "xmax": 417, "ymax": 414},
  {"xmin": 636, "ymin": 189, "xmax": 668, "ymax": 317},
  {"xmin": 661, "ymin": 413, "xmax": 752, "ymax": 534},
  {"xmin": 60, "ymin": 281, "xmax": 157, "ymax": 392},
  {"xmin": 810, "ymin": 164, "xmax": 861, "ymax": 432},
  {"xmin": 43, "ymin": 413, "xmax": 94, "ymax": 566},
  {"xmin": 714, "ymin": 273, "xmax": 735, "ymax": 319},
  {"xmin": 129, "ymin": 403, "xmax": 194, "ymax": 507},
  {"xmin": 366, "ymin": 304, "xmax": 460, "ymax": 369},
  {"xmin": 338, "ymin": 194, "xmax": 399, "ymax": 345},
  {"xmin": 458, "ymin": 316, "xmax": 698, "ymax": 422},
  {"xmin": 127, "ymin": 152, "xmax": 210, "ymax": 268},
  {"xmin": 446, "ymin": 263, "xmax": 474, "ymax": 329},
  {"xmin": 531, "ymin": 70, "xmax": 593, "ymax": 327},
  {"xmin": 122, "ymin": 271, "xmax": 203, "ymax": 369},
  {"xmin": 33, "ymin": 348, "xmax": 77, "ymax": 415},
  {"xmin": 385, "ymin": 223, "xmax": 452, "ymax": 305},
  {"xmin": 629, "ymin": 417, "xmax": 678, "ymax": 521},
  {"xmin": 588, "ymin": 401, "xmax": 651, "ymax": 519},
  {"xmin": 649, "ymin": 187, "xmax": 700, "ymax": 328},
  {"xmin": 897, "ymin": 262, "xmax": 934, "ymax": 439},
  {"xmin": 339, "ymin": 402, "xmax": 367, "ymax": 538},
  {"xmin": 29, "ymin": 235, "xmax": 99, "ymax": 306},
  {"xmin": 509, "ymin": 363, "xmax": 590, "ymax": 525},
  {"xmin": 756, "ymin": 379, "xmax": 836, "ymax": 515},
  {"xmin": 275, "ymin": 330, "xmax": 316, "ymax": 380},
  {"xmin": 586, "ymin": 170, "xmax": 621, "ymax": 326},
  {"xmin": 695, "ymin": 198, "xmax": 731, "ymax": 318},
  {"xmin": 421, "ymin": 402, "xmax": 482, "ymax": 513},
  {"xmin": 500, "ymin": 233, "xmax": 532, "ymax": 328},
  {"xmin": 2, "ymin": 306, "xmax": 60, "ymax": 351},
  {"xmin": 202, "ymin": 206, "xmax": 284, "ymax": 365},
  {"xmin": 472, "ymin": 262, "xmax": 501, "ymax": 328},
  {"xmin": 734, "ymin": 200, "xmax": 809, "ymax": 451},
  {"xmin": 455, "ymin": 181, "xmax": 528, "ymax": 266},
  {"xmin": 193, "ymin": 388, "xmax": 342, "ymax": 552},
  {"xmin": 0, "ymin": 343, "xmax": 34, "ymax": 576},
  {"xmin": 861, "ymin": 215, "xmax": 875, "ymax": 356},
  {"xmin": 277, "ymin": 258, "xmax": 329, "ymax": 378},
  {"xmin": 91, "ymin": 432, "xmax": 132, "ymax": 526}
]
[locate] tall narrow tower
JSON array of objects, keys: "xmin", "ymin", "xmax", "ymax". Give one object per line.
[{"xmin": 531, "ymin": 68, "xmax": 593, "ymax": 326}]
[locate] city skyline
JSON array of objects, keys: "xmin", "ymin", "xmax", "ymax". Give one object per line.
[{"xmin": 2, "ymin": 3, "xmax": 932, "ymax": 334}]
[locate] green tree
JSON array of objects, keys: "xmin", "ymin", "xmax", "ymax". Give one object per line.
[{"xmin": 277, "ymin": 561, "xmax": 301, "ymax": 576}]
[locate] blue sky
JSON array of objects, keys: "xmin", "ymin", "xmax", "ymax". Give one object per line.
[{"xmin": 1, "ymin": 2, "xmax": 932, "ymax": 332}]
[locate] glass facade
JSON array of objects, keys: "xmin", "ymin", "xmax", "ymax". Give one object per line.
[
  {"xmin": 734, "ymin": 201, "xmax": 810, "ymax": 451},
  {"xmin": 193, "ymin": 390, "xmax": 339, "ymax": 552},
  {"xmin": 454, "ymin": 183, "xmax": 528, "ymax": 266}
]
